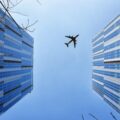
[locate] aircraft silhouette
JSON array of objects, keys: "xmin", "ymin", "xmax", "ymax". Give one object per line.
[{"xmin": 65, "ymin": 34, "xmax": 79, "ymax": 48}]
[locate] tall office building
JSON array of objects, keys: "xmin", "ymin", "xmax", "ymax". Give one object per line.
[
  {"xmin": 0, "ymin": 8, "xmax": 33, "ymax": 114},
  {"xmin": 92, "ymin": 15, "xmax": 120, "ymax": 113}
]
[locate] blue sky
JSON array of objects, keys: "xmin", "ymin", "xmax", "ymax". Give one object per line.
[{"xmin": 1, "ymin": 0, "xmax": 120, "ymax": 120}]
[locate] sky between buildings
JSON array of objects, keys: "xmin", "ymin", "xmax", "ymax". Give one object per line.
[{"xmin": 1, "ymin": 0, "xmax": 120, "ymax": 120}]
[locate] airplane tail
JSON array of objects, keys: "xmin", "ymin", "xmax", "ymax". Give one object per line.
[{"xmin": 65, "ymin": 43, "xmax": 69, "ymax": 47}]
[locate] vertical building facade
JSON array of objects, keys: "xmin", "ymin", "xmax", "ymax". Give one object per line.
[
  {"xmin": 0, "ymin": 8, "xmax": 33, "ymax": 114},
  {"xmin": 92, "ymin": 15, "xmax": 120, "ymax": 113}
]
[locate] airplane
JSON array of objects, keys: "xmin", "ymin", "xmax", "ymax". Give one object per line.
[{"xmin": 65, "ymin": 34, "xmax": 79, "ymax": 48}]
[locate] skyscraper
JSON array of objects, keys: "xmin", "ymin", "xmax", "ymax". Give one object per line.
[
  {"xmin": 0, "ymin": 8, "xmax": 33, "ymax": 114},
  {"xmin": 92, "ymin": 15, "xmax": 120, "ymax": 113}
]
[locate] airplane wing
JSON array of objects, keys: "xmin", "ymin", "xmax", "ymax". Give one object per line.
[
  {"xmin": 75, "ymin": 34, "xmax": 79, "ymax": 38},
  {"xmin": 68, "ymin": 40, "xmax": 73, "ymax": 44},
  {"xmin": 65, "ymin": 36, "xmax": 71, "ymax": 39}
]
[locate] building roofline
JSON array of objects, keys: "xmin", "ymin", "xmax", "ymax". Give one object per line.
[
  {"xmin": 104, "ymin": 15, "xmax": 120, "ymax": 29},
  {"xmin": 92, "ymin": 15, "xmax": 120, "ymax": 42},
  {"xmin": 0, "ymin": 1, "xmax": 33, "ymax": 39}
]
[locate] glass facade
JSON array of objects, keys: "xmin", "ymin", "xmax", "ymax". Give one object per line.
[
  {"xmin": 0, "ymin": 9, "xmax": 33, "ymax": 114},
  {"xmin": 92, "ymin": 15, "xmax": 120, "ymax": 113}
]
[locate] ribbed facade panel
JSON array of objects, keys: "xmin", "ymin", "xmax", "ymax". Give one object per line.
[
  {"xmin": 0, "ymin": 9, "xmax": 33, "ymax": 114},
  {"xmin": 92, "ymin": 15, "xmax": 120, "ymax": 113}
]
